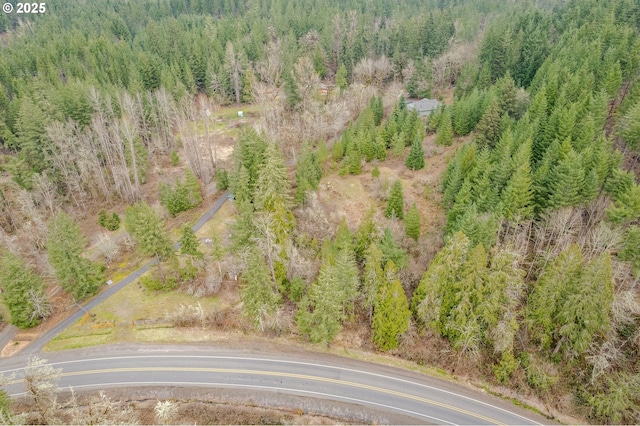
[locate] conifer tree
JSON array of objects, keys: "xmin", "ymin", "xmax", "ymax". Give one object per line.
[
  {"xmin": 295, "ymin": 143, "xmax": 322, "ymax": 205},
  {"xmin": 475, "ymin": 101, "xmax": 502, "ymax": 149},
  {"xmin": 346, "ymin": 140, "xmax": 362, "ymax": 174},
  {"xmin": 335, "ymin": 64, "xmax": 348, "ymax": 92},
  {"xmin": 528, "ymin": 245, "xmax": 613, "ymax": 357},
  {"xmin": 125, "ymin": 202, "xmax": 174, "ymax": 260},
  {"xmin": 501, "ymin": 141, "xmax": 534, "ymax": 220},
  {"xmin": 232, "ymin": 165, "xmax": 252, "ymax": 206},
  {"xmin": 362, "ymin": 242, "xmax": 385, "ymax": 319},
  {"xmin": 372, "ymin": 276, "xmax": 410, "ymax": 351},
  {"xmin": 0, "ymin": 252, "xmax": 49, "ymax": 328},
  {"xmin": 372, "ymin": 132, "xmax": 387, "ymax": 161},
  {"xmin": 378, "ymin": 228, "xmax": 408, "ymax": 269},
  {"xmin": 413, "ymin": 232, "xmax": 470, "ymax": 321},
  {"xmin": 618, "ymin": 99, "xmax": 640, "ymax": 152},
  {"xmin": 385, "ymin": 180, "xmax": 404, "ymax": 219},
  {"xmin": 254, "ymin": 142, "xmax": 291, "ymax": 211},
  {"xmin": 47, "ymin": 211, "xmax": 103, "ymax": 300},
  {"xmin": 184, "ymin": 169, "xmax": 202, "ymax": 207},
  {"xmin": 404, "ymin": 203, "xmax": 421, "ymax": 241},
  {"xmin": 435, "ymin": 108, "xmax": 453, "ymax": 146},
  {"xmin": 405, "ymin": 137, "xmax": 425, "ymax": 170},
  {"xmin": 547, "ymin": 149, "xmax": 585, "ymax": 209},
  {"xmin": 296, "ymin": 247, "xmax": 357, "ymax": 344},
  {"xmin": 496, "ymin": 71, "xmax": 517, "ymax": 117},
  {"xmin": 241, "ymin": 248, "xmax": 281, "ymax": 330},
  {"xmin": 355, "ymin": 208, "xmax": 377, "ymax": 263},
  {"xmin": 179, "ymin": 225, "xmax": 203, "ymax": 260}
]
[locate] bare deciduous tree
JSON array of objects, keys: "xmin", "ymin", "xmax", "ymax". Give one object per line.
[
  {"xmin": 225, "ymin": 41, "xmax": 246, "ymax": 104},
  {"xmin": 353, "ymin": 56, "xmax": 392, "ymax": 88},
  {"xmin": 68, "ymin": 390, "xmax": 139, "ymax": 425},
  {"xmin": 24, "ymin": 356, "xmax": 62, "ymax": 424}
]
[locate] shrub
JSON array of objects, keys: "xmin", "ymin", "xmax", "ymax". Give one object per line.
[
  {"xmin": 170, "ymin": 150, "xmax": 180, "ymax": 166},
  {"xmin": 140, "ymin": 274, "xmax": 178, "ymax": 291},
  {"xmin": 159, "ymin": 170, "xmax": 202, "ymax": 217},
  {"xmin": 371, "ymin": 164, "xmax": 380, "ymax": 178},
  {"xmin": 98, "ymin": 210, "xmax": 120, "ymax": 231}
]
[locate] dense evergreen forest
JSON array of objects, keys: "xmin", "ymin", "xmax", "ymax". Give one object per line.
[{"xmin": 0, "ymin": 0, "xmax": 639, "ymax": 423}]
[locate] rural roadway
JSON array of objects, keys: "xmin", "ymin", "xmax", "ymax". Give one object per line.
[
  {"xmin": 0, "ymin": 344, "xmax": 549, "ymax": 425},
  {"xmin": 0, "ymin": 189, "xmax": 552, "ymax": 424}
]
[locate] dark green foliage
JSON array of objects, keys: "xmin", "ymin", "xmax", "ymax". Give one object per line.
[
  {"xmin": 405, "ymin": 137, "xmax": 425, "ymax": 170},
  {"xmin": 607, "ymin": 184, "xmax": 640, "ymax": 224},
  {"xmin": 501, "ymin": 141, "xmax": 534, "ymax": 220},
  {"xmin": 435, "ymin": 108, "xmax": 453, "ymax": 146},
  {"xmin": 216, "ymin": 169, "xmax": 229, "ymax": 191},
  {"xmin": 296, "ymin": 247, "xmax": 359, "ymax": 344},
  {"xmin": 254, "ymin": 142, "xmax": 291, "ymax": 211},
  {"xmin": 452, "ymin": 88, "xmax": 486, "ymax": 136},
  {"xmin": 295, "ymin": 143, "xmax": 322, "ymax": 205},
  {"xmin": 159, "ymin": 169, "xmax": 202, "ymax": 217},
  {"xmin": 179, "ymin": 225, "xmax": 203, "ymax": 260},
  {"xmin": 141, "ymin": 274, "xmax": 178, "ymax": 291},
  {"xmin": 378, "ymin": 228, "xmax": 408, "ymax": 269},
  {"xmin": 496, "ymin": 72, "xmax": 517, "ymax": 117},
  {"xmin": 385, "ymin": 180, "xmax": 404, "ymax": 219},
  {"xmin": 125, "ymin": 202, "xmax": 173, "ymax": 260},
  {"xmin": 230, "ymin": 129, "xmax": 269, "ymax": 204},
  {"xmin": 619, "ymin": 226, "xmax": 640, "ymax": 276},
  {"xmin": 528, "ymin": 245, "xmax": 613, "ymax": 357},
  {"xmin": 404, "ymin": 204, "xmax": 421, "ymax": 241},
  {"xmin": 335, "ymin": 64, "xmax": 348, "ymax": 92},
  {"xmin": 474, "ymin": 101, "xmax": 502, "ymax": 149},
  {"xmin": 586, "ymin": 373, "xmax": 640, "ymax": 425},
  {"xmin": 97, "ymin": 210, "xmax": 121, "ymax": 231},
  {"xmin": 414, "ymin": 232, "xmax": 524, "ymax": 356},
  {"xmin": 47, "ymin": 211, "xmax": 103, "ymax": 300},
  {"xmin": 241, "ymin": 248, "xmax": 281, "ymax": 329},
  {"xmin": 372, "ymin": 276, "xmax": 410, "ymax": 350},
  {"xmin": 0, "ymin": 252, "xmax": 48, "ymax": 328},
  {"xmin": 370, "ymin": 95, "xmax": 384, "ymax": 126},
  {"xmin": 355, "ymin": 209, "xmax": 377, "ymax": 263},
  {"xmin": 362, "ymin": 243, "xmax": 385, "ymax": 316}
]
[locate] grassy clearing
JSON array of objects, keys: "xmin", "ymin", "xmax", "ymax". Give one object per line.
[
  {"xmin": 200, "ymin": 200, "xmax": 235, "ymax": 239},
  {"xmin": 45, "ymin": 276, "xmax": 218, "ymax": 352},
  {"xmin": 45, "ymin": 332, "xmax": 114, "ymax": 352}
]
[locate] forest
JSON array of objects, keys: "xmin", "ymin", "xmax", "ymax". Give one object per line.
[{"xmin": 0, "ymin": 0, "xmax": 639, "ymax": 424}]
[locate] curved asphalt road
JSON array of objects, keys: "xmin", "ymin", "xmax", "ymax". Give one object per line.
[
  {"xmin": 21, "ymin": 191, "xmax": 230, "ymax": 354},
  {"xmin": 0, "ymin": 345, "xmax": 548, "ymax": 425}
]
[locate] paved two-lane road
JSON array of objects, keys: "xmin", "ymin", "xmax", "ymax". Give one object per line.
[{"xmin": 0, "ymin": 345, "xmax": 549, "ymax": 425}]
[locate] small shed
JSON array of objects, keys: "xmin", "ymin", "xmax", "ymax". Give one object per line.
[{"xmin": 407, "ymin": 98, "xmax": 441, "ymax": 116}]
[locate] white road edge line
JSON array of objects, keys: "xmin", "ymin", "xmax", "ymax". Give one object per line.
[
  {"xmin": 7, "ymin": 354, "xmax": 540, "ymax": 425},
  {"xmin": 9, "ymin": 381, "xmax": 458, "ymax": 425}
]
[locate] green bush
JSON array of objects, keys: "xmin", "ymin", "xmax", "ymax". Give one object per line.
[
  {"xmin": 98, "ymin": 210, "xmax": 120, "ymax": 231},
  {"xmin": 493, "ymin": 352, "xmax": 519, "ymax": 383},
  {"xmin": 170, "ymin": 150, "xmax": 180, "ymax": 166},
  {"xmin": 159, "ymin": 170, "xmax": 202, "ymax": 217},
  {"xmin": 140, "ymin": 274, "xmax": 179, "ymax": 291}
]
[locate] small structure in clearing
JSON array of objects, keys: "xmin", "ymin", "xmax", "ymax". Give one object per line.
[{"xmin": 407, "ymin": 98, "xmax": 441, "ymax": 116}]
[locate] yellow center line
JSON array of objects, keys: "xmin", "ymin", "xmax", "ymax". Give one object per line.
[{"xmin": 9, "ymin": 367, "xmax": 504, "ymax": 425}]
